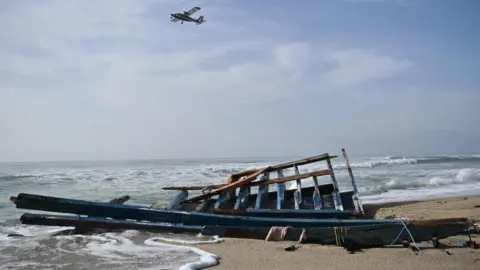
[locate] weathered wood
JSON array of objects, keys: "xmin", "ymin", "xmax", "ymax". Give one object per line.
[
  {"xmin": 12, "ymin": 193, "xmax": 416, "ymax": 227},
  {"xmin": 181, "ymin": 167, "xmax": 270, "ymax": 204},
  {"xmin": 108, "ymin": 195, "xmax": 131, "ymax": 205},
  {"xmin": 20, "ymin": 213, "xmax": 203, "ymax": 234},
  {"xmin": 255, "ymin": 173, "xmax": 270, "ymax": 209},
  {"xmin": 214, "ymin": 192, "xmax": 231, "ymax": 209},
  {"xmin": 326, "ymin": 158, "xmax": 344, "ymax": 211},
  {"xmin": 211, "ymin": 208, "xmax": 357, "ymax": 219},
  {"xmin": 312, "ymin": 176, "xmax": 322, "ymax": 210},
  {"xmin": 293, "ymin": 165, "xmax": 302, "ymax": 210},
  {"xmin": 201, "ymin": 219, "xmax": 472, "ymax": 246},
  {"xmin": 162, "ymin": 185, "xmax": 221, "ymax": 191},
  {"xmin": 162, "ymin": 169, "xmax": 333, "ymax": 191},
  {"xmin": 230, "ymin": 153, "xmax": 337, "ymax": 179},
  {"xmin": 234, "ymin": 186, "xmax": 250, "ymax": 210},
  {"xmin": 276, "ymin": 170, "xmax": 285, "ymax": 210},
  {"xmin": 342, "ymin": 148, "xmax": 364, "ymax": 215}
]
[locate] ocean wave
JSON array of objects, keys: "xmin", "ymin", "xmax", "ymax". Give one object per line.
[
  {"xmin": 359, "ymin": 168, "xmax": 480, "ymax": 196},
  {"xmin": 0, "ymin": 174, "xmax": 37, "ymax": 182},
  {"xmin": 0, "ymin": 227, "xmax": 220, "ymax": 270},
  {"xmin": 337, "ymin": 155, "xmax": 480, "ymax": 169}
]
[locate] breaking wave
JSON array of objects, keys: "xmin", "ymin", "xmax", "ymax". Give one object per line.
[
  {"xmin": 336, "ymin": 155, "xmax": 480, "ymax": 169},
  {"xmin": 0, "ymin": 228, "xmax": 222, "ymax": 270},
  {"xmin": 359, "ymin": 168, "xmax": 480, "ymax": 196}
]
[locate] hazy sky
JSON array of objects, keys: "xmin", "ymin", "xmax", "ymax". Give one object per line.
[{"xmin": 0, "ymin": 0, "xmax": 479, "ymax": 162}]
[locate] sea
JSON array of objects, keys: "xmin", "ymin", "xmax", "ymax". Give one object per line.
[{"xmin": 1, "ymin": 154, "xmax": 480, "ymax": 269}]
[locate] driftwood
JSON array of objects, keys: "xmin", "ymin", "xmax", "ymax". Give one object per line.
[
  {"xmin": 181, "ymin": 167, "xmax": 270, "ymax": 203},
  {"xmin": 229, "ymin": 153, "xmax": 337, "ymax": 179},
  {"xmin": 162, "ymin": 169, "xmax": 333, "ymax": 191}
]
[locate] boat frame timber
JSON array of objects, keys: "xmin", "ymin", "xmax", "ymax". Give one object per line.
[{"xmin": 162, "ymin": 149, "xmax": 364, "ymax": 215}]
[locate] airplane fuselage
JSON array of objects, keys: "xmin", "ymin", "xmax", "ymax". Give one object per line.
[
  {"xmin": 170, "ymin": 7, "xmax": 205, "ymax": 25},
  {"xmin": 171, "ymin": 13, "xmax": 196, "ymax": 22}
]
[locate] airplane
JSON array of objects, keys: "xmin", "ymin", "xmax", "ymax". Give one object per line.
[{"xmin": 170, "ymin": 7, "xmax": 206, "ymax": 25}]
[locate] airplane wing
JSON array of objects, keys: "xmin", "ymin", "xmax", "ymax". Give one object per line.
[
  {"xmin": 184, "ymin": 6, "xmax": 201, "ymax": 16},
  {"xmin": 171, "ymin": 17, "xmax": 180, "ymax": 22}
]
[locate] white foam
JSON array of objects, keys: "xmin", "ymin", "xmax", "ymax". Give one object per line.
[
  {"xmin": 362, "ymin": 182, "xmax": 480, "ymax": 204},
  {"xmin": 49, "ymin": 232, "xmax": 222, "ymax": 270},
  {"xmin": 151, "ymin": 235, "xmax": 224, "ymax": 245},
  {"xmin": 0, "ymin": 261, "xmax": 70, "ymax": 270},
  {"xmin": 144, "ymin": 237, "xmax": 220, "ymax": 270}
]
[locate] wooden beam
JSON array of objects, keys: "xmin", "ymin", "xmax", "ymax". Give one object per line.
[
  {"xmin": 181, "ymin": 167, "xmax": 269, "ymax": 204},
  {"xmin": 162, "ymin": 169, "xmax": 333, "ymax": 191},
  {"xmin": 276, "ymin": 170, "xmax": 285, "ymax": 210},
  {"xmin": 230, "ymin": 153, "xmax": 337, "ymax": 179}
]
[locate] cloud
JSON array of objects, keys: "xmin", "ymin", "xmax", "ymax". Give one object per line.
[
  {"xmin": 323, "ymin": 49, "xmax": 414, "ymax": 88},
  {"xmin": 0, "ymin": 0, "xmax": 475, "ymax": 162}
]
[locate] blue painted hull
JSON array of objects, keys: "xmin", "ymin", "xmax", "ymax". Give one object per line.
[
  {"xmin": 20, "ymin": 212, "xmax": 202, "ymax": 234},
  {"xmin": 212, "ymin": 208, "xmax": 356, "ymax": 219},
  {"xmin": 201, "ymin": 220, "xmax": 472, "ymax": 245},
  {"xmin": 18, "ymin": 212, "xmax": 472, "ymax": 248},
  {"xmin": 12, "ymin": 193, "xmax": 409, "ymax": 227}
]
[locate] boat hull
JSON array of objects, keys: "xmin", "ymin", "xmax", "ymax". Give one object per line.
[
  {"xmin": 20, "ymin": 212, "xmax": 202, "ymax": 234},
  {"xmin": 202, "ymin": 219, "xmax": 472, "ymax": 246},
  {"xmin": 18, "ymin": 212, "xmax": 472, "ymax": 248},
  {"xmin": 12, "ymin": 193, "xmax": 409, "ymax": 228}
]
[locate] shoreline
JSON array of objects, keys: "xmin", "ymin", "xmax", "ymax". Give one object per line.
[{"xmin": 197, "ymin": 195, "xmax": 480, "ymax": 270}]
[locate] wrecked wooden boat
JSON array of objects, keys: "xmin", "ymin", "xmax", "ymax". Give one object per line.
[
  {"xmin": 162, "ymin": 149, "xmax": 365, "ymax": 219},
  {"xmin": 17, "ymin": 212, "xmax": 476, "ymax": 248},
  {"xmin": 9, "ymin": 148, "xmax": 478, "ymax": 249},
  {"xmin": 11, "ymin": 193, "xmax": 407, "ymax": 228},
  {"xmin": 11, "ymin": 149, "xmax": 366, "ymax": 222}
]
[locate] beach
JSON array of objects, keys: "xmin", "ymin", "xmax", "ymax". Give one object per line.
[
  {"xmin": 198, "ymin": 195, "xmax": 480, "ymax": 270},
  {"xmin": 1, "ymin": 155, "xmax": 479, "ymax": 269}
]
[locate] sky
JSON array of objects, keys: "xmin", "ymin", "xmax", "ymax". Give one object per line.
[{"xmin": 0, "ymin": 0, "xmax": 479, "ymax": 162}]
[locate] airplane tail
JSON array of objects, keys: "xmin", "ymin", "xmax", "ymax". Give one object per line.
[{"xmin": 196, "ymin": 16, "xmax": 206, "ymax": 25}]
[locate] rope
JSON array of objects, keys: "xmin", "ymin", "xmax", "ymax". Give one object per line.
[
  {"xmin": 387, "ymin": 220, "xmax": 422, "ymax": 254},
  {"xmin": 334, "ymin": 227, "xmax": 341, "ymax": 246}
]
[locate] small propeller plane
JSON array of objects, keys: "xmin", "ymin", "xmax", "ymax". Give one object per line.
[{"xmin": 170, "ymin": 7, "xmax": 206, "ymax": 25}]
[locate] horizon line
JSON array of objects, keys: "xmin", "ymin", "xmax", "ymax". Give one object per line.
[{"xmin": 1, "ymin": 152, "xmax": 479, "ymax": 164}]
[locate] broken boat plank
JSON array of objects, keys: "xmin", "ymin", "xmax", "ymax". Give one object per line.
[
  {"xmin": 20, "ymin": 213, "xmax": 203, "ymax": 234},
  {"xmin": 162, "ymin": 169, "xmax": 333, "ymax": 191},
  {"xmin": 181, "ymin": 167, "xmax": 270, "ymax": 204},
  {"xmin": 211, "ymin": 208, "xmax": 357, "ymax": 219},
  {"xmin": 229, "ymin": 153, "xmax": 338, "ymax": 179}
]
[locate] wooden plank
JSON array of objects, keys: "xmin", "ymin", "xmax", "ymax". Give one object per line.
[
  {"xmin": 341, "ymin": 148, "xmax": 364, "ymax": 215},
  {"xmin": 325, "ymin": 158, "xmax": 344, "ymax": 211},
  {"xmin": 234, "ymin": 187, "xmax": 250, "ymax": 210},
  {"xmin": 211, "ymin": 208, "xmax": 357, "ymax": 219},
  {"xmin": 230, "ymin": 153, "xmax": 337, "ymax": 179},
  {"xmin": 312, "ymin": 176, "xmax": 323, "ymax": 210},
  {"xmin": 214, "ymin": 192, "xmax": 231, "ymax": 209},
  {"xmin": 163, "ymin": 169, "xmax": 333, "ymax": 191},
  {"xmin": 255, "ymin": 173, "xmax": 270, "ymax": 209},
  {"xmin": 181, "ymin": 167, "xmax": 270, "ymax": 203},
  {"xmin": 276, "ymin": 170, "xmax": 285, "ymax": 210},
  {"xmin": 332, "ymin": 191, "xmax": 343, "ymax": 211},
  {"xmin": 294, "ymin": 165, "xmax": 302, "ymax": 210}
]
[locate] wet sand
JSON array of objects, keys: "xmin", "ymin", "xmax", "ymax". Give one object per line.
[{"xmin": 198, "ymin": 196, "xmax": 480, "ymax": 270}]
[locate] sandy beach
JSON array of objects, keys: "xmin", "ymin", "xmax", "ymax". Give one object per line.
[{"xmin": 198, "ymin": 196, "xmax": 480, "ymax": 270}]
